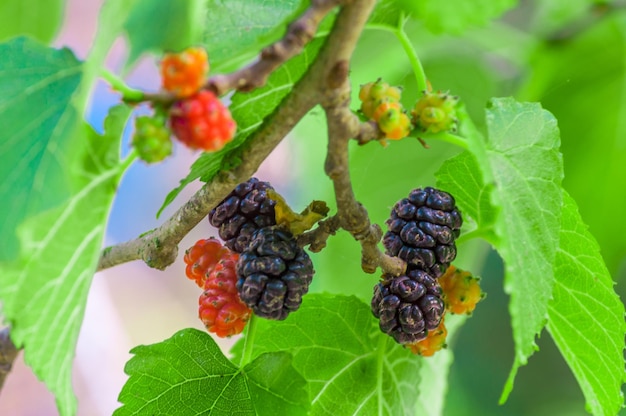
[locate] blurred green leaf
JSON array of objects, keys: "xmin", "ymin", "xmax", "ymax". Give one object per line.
[
  {"xmin": 368, "ymin": 0, "xmax": 403, "ymax": 28},
  {"xmin": 435, "ymin": 151, "xmax": 498, "ymax": 242},
  {"xmin": 204, "ymin": 0, "xmax": 304, "ymax": 72},
  {"xmin": 529, "ymin": 0, "xmax": 598, "ymax": 36},
  {"xmin": 406, "ymin": 0, "xmax": 517, "ymax": 34},
  {"xmin": 547, "ymin": 191, "xmax": 626, "ymax": 416},
  {"xmin": 519, "ymin": 13, "xmax": 626, "ymax": 276},
  {"xmin": 123, "ymin": 0, "xmax": 204, "ymax": 67},
  {"xmin": 461, "ymin": 98, "xmax": 563, "ymax": 401},
  {"xmin": 232, "ymin": 294, "xmax": 424, "ymax": 415},
  {"xmin": 158, "ymin": 39, "xmax": 323, "ymax": 217},
  {"xmin": 0, "ymin": 37, "xmax": 82, "ymax": 262},
  {"xmin": 115, "ymin": 328, "xmax": 309, "ymax": 416},
  {"xmin": 0, "ymin": 0, "xmax": 65, "ymax": 43},
  {"xmin": 0, "ymin": 104, "xmax": 132, "ymax": 416}
]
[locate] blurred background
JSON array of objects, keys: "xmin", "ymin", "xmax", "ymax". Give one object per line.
[{"xmin": 1, "ymin": 0, "xmax": 625, "ymax": 415}]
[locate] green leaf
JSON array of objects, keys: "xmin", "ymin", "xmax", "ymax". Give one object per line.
[
  {"xmin": 204, "ymin": 0, "xmax": 304, "ymax": 72},
  {"xmin": 529, "ymin": 0, "xmax": 597, "ymax": 36},
  {"xmin": 547, "ymin": 191, "xmax": 626, "ymax": 416},
  {"xmin": 0, "ymin": 104, "xmax": 133, "ymax": 416},
  {"xmin": 0, "ymin": 37, "xmax": 82, "ymax": 261},
  {"xmin": 0, "ymin": 0, "xmax": 138, "ymax": 263},
  {"xmin": 232, "ymin": 294, "xmax": 424, "ymax": 415},
  {"xmin": 519, "ymin": 13, "xmax": 626, "ymax": 275},
  {"xmin": 123, "ymin": 0, "xmax": 204, "ymax": 67},
  {"xmin": 406, "ymin": 0, "xmax": 517, "ymax": 34},
  {"xmin": 0, "ymin": 0, "xmax": 65, "ymax": 43},
  {"xmin": 414, "ymin": 315, "xmax": 466, "ymax": 416},
  {"xmin": 157, "ymin": 38, "xmax": 323, "ymax": 217},
  {"xmin": 435, "ymin": 151, "xmax": 498, "ymax": 243},
  {"xmin": 461, "ymin": 98, "xmax": 563, "ymax": 401},
  {"xmin": 368, "ymin": 0, "xmax": 403, "ymax": 28},
  {"xmin": 115, "ymin": 328, "xmax": 309, "ymax": 416}
]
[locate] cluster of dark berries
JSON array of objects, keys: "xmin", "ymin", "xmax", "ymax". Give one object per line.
[
  {"xmin": 207, "ymin": 178, "xmax": 315, "ymax": 321},
  {"xmin": 372, "ymin": 186, "xmax": 466, "ymax": 352}
]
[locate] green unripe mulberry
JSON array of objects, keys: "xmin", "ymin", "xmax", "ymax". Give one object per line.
[
  {"xmin": 411, "ymin": 91, "xmax": 459, "ymax": 134},
  {"xmin": 132, "ymin": 115, "xmax": 173, "ymax": 163}
]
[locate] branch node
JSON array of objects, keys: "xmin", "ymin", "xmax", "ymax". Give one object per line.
[{"xmin": 327, "ymin": 60, "xmax": 349, "ymax": 89}]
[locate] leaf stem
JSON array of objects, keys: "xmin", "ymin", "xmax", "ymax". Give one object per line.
[
  {"xmin": 419, "ymin": 131, "xmax": 469, "ymax": 150},
  {"xmin": 120, "ymin": 149, "xmax": 138, "ymax": 171},
  {"xmin": 394, "ymin": 14, "xmax": 428, "ymax": 92},
  {"xmin": 100, "ymin": 69, "xmax": 144, "ymax": 102},
  {"xmin": 239, "ymin": 315, "xmax": 258, "ymax": 368}
]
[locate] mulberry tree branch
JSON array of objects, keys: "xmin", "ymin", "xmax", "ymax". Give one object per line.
[
  {"xmin": 98, "ymin": 0, "xmax": 383, "ymax": 272},
  {"xmin": 0, "ymin": 328, "xmax": 18, "ymax": 391}
]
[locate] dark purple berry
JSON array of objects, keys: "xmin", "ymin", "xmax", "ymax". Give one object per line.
[
  {"xmin": 383, "ymin": 187, "xmax": 462, "ymax": 278},
  {"xmin": 209, "ymin": 178, "xmax": 277, "ymax": 252},
  {"xmin": 236, "ymin": 227, "xmax": 314, "ymax": 320},
  {"xmin": 371, "ymin": 269, "xmax": 445, "ymax": 344}
]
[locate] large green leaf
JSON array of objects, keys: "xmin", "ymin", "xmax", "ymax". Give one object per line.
[
  {"xmin": 406, "ymin": 0, "xmax": 517, "ymax": 34},
  {"xmin": 0, "ymin": 37, "xmax": 82, "ymax": 262},
  {"xmin": 0, "ymin": 104, "xmax": 132, "ymax": 416},
  {"xmin": 115, "ymin": 328, "xmax": 309, "ymax": 416},
  {"xmin": 123, "ymin": 0, "xmax": 204, "ymax": 67},
  {"xmin": 0, "ymin": 0, "xmax": 65, "ymax": 43},
  {"xmin": 519, "ymin": 13, "xmax": 626, "ymax": 276},
  {"xmin": 461, "ymin": 98, "xmax": 563, "ymax": 400},
  {"xmin": 204, "ymin": 0, "xmax": 304, "ymax": 72},
  {"xmin": 232, "ymin": 294, "xmax": 424, "ymax": 415},
  {"xmin": 158, "ymin": 39, "xmax": 323, "ymax": 217},
  {"xmin": 547, "ymin": 191, "xmax": 626, "ymax": 416}
]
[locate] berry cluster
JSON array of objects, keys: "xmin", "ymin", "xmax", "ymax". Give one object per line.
[
  {"xmin": 359, "ymin": 79, "xmax": 411, "ymax": 141},
  {"xmin": 184, "ymin": 178, "xmax": 315, "ymax": 337},
  {"xmin": 439, "ymin": 265, "xmax": 483, "ymax": 315},
  {"xmin": 161, "ymin": 47, "xmax": 209, "ymax": 98},
  {"xmin": 358, "ymin": 80, "xmax": 459, "ymax": 144},
  {"xmin": 372, "ymin": 186, "xmax": 477, "ymax": 356},
  {"xmin": 131, "ymin": 46, "xmax": 237, "ymax": 163},
  {"xmin": 131, "ymin": 114, "xmax": 172, "ymax": 164},
  {"xmin": 412, "ymin": 91, "xmax": 459, "ymax": 134},
  {"xmin": 184, "ymin": 238, "xmax": 251, "ymax": 337},
  {"xmin": 209, "ymin": 178, "xmax": 277, "ymax": 253},
  {"xmin": 209, "ymin": 178, "xmax": 315, "ymax": 320}
]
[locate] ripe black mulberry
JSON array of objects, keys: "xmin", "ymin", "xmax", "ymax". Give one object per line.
[
  {"xmin": 383, "ymin": 187, "xmax": 462, "ymax": 278},
  {"xmin": 236, "ymin": 227, "xmax": 314, "ymax": 320},
  {"xmin": 209, "ymin": 178, "xmax": 277, "ymax": 252},
  {"xmin": 371, "ymin": 269, "xmax": 445, "ymax": 344}
]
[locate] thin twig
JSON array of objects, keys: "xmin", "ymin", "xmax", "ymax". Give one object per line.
[
  {"xmin": 0, "ymin": 328, "xmax": 18, "ymax": 391},
  {"xmin": 318, "ymin": 0, "xmax": 405, "ymax": 277},
  {"xmin": 297, "ymin": 215, "xmax": 342, "ymax": 252}
]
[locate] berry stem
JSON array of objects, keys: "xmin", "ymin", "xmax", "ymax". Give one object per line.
[
  {"xmin": 120, "ymin": 149, "xmax": 138, "ymax": 170},
  {"xmin": 419, "ymin": 131, "xmax": 469, "ymax": 150},
  {"xmin": 394, "ymin": 14, "xmax": 428, "ymax": 93},
  {"xmin": 101, "ymin": 69, "xmax": 144, "ymax": 102},
  {"xmin": 239, "ymin": 315, "xmax": 258, "ymax": 368}
]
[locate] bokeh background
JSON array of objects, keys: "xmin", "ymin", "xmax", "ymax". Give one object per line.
[{"xmin": 1, "ymin": 0, "xmax": 625, "ymax": 415}]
